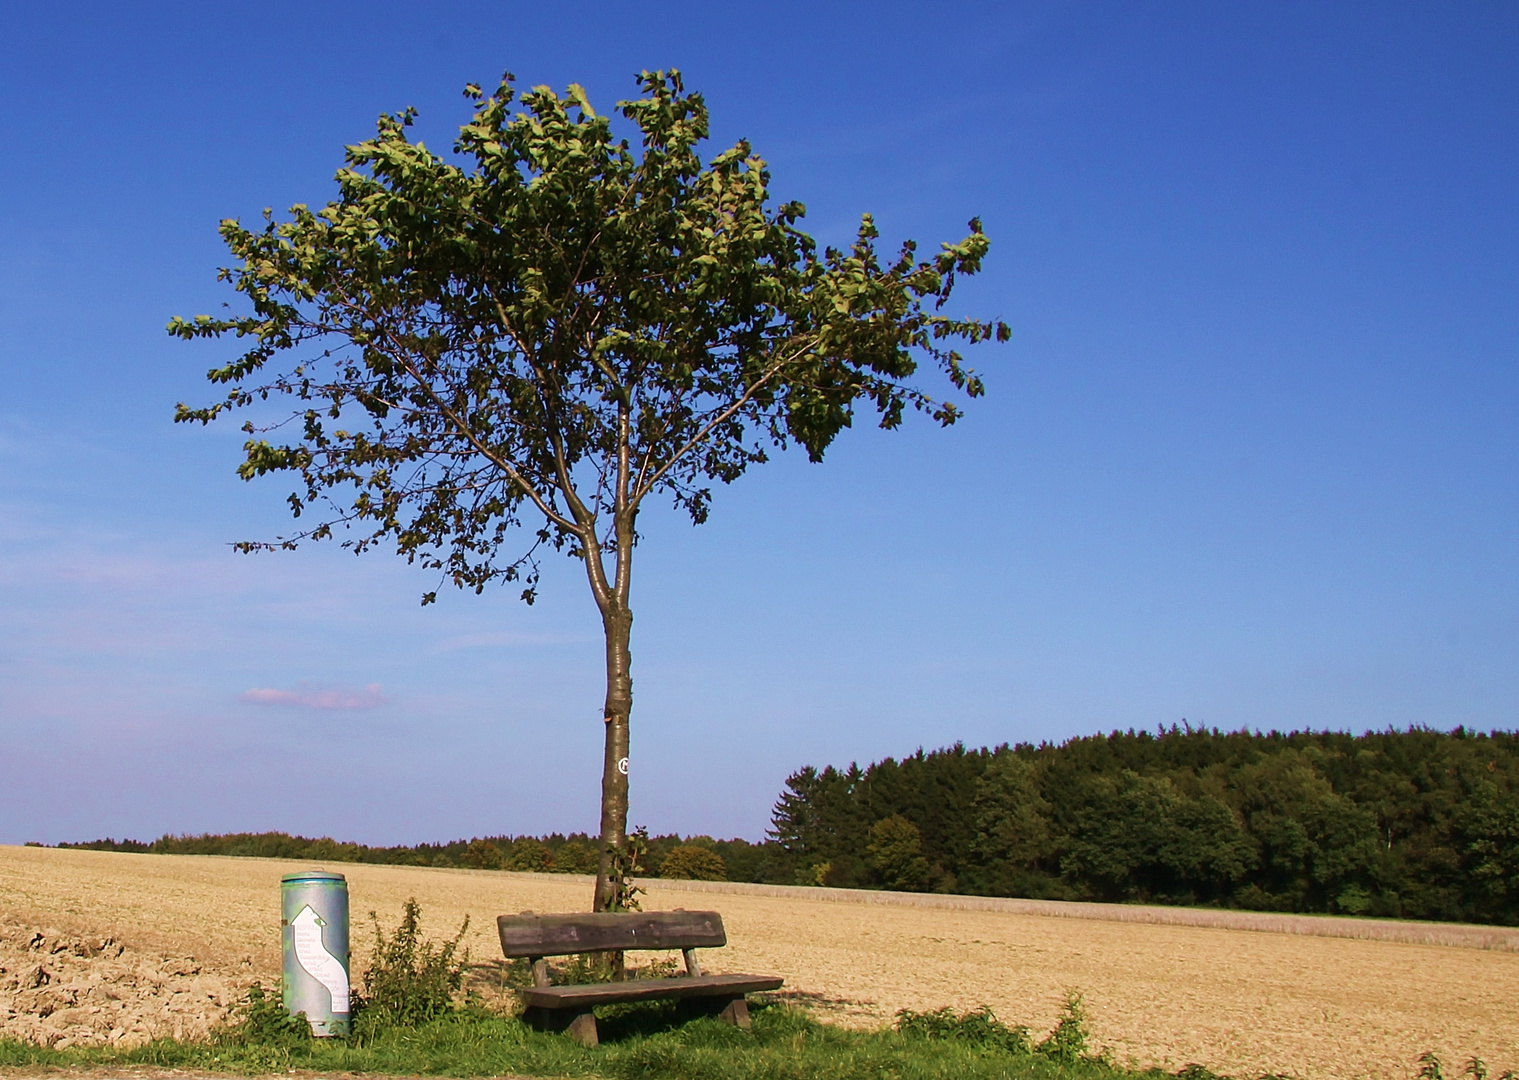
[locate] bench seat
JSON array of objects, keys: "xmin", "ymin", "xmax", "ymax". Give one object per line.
[{"xmin": 519, "ymin": 972, "xmax": 783, "ymax": 1009}]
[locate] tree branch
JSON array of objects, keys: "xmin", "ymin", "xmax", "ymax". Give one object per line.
[{"xmin": 632, "ymin": 341, "xmax": 811, "ymax": 507}]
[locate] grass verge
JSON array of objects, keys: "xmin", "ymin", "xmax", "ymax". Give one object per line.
[{"xmin": 0, "ymin": 1000, "xmax": 1218, "ymax": 1080}]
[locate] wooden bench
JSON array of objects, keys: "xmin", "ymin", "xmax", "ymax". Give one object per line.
[{"xmin": 496, "ymin": 909, "xmax": 783, "ymax": 1046}]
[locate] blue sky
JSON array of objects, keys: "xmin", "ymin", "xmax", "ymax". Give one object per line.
[{"xmin": 1, "ymin": 2, "xmax": 1515, "ymax": 845}]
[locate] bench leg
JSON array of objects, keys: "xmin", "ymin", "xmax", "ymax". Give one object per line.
[
  {"xmin": 717, "ymin": 996, "xmax": 751, "ymax": 1028},
  {"xmin": 680, "ymin": 994, "xmax": 751, "ymax": 1029},
  {"xmin": 524, "ymin": 1006, "xmax": 599, "ymax": 1047},
  {"xmin": 709, "ymin": 995, "xmax": 751, "ymax": 1029}
]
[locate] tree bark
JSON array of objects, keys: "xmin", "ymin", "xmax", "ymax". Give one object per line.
[
  {"xmin": 592, "ymin": 603, "xmax": 633, "ymax": 911},
  {"xmin": 588, "ymin": 408, "xmax": 637, "ymax": 913}
]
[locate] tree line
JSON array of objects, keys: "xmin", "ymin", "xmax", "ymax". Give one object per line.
[
  {"xmin": 54, "ymin": 831, "xmax": 745, "ymax": 884},
  {"xmin": 768, "ymin": 725, "xmax": 1519, "ymax": 923},
  {"xmin": 56, "ymin": 726, "xmax": 1519, "ymax": 925}
]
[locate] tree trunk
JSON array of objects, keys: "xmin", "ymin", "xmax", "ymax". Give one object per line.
[{"xmin": 593, "ymin": 603, "xmax": 633, "ymax": 911}]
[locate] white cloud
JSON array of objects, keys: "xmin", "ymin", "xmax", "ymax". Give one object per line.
[{"xmin": 240, "ymin": 683, "xmax": 387, "ymax": 710}]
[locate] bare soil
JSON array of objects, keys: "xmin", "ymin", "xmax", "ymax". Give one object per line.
[{"xmin": 3, "ymin": 844, "xmax": 1516, "ymax": 1080}]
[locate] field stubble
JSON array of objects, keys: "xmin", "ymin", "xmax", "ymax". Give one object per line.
[{"xmin": 1, "ymin": 844, "xmax": 1515, "ymax": 1080}]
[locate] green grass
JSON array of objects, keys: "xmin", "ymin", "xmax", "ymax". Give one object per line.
[{"xmin": 0, "ymin": 1001, "xmax": 1205, "ymax": 1080}]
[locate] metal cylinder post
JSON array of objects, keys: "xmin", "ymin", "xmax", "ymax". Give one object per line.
[{"xmin": 280, "ymin": 871, "xmax": 351, "ymax": 1036}]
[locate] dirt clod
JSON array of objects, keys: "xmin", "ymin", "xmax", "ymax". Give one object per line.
[{"xmin": 0, "ymin": 917, "xmax": 244, "ymax": 1047}]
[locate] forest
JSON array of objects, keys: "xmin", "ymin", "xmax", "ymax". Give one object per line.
[{"xmin": 57, "ymin": 726, "xmax": 1519, "ymax": 925}]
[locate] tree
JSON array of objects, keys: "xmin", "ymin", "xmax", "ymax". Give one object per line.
[
  {"xmin": 1233, "ymin": 754, "xmax": 1378, "ymax": 911},
  {"xmin": 971, "ymin": 750, "xmax": 1053, "ymax": 887},
  {"xmin": 769, "ymin": 763, "xmax": 871, "ymax": 885},
  {"xmin": 658, "ymin": 844, "xmax": 728, "ymax": 881},
  {"xmin": 866, "ymin": 814, "xmax": 934, "ymax": 892},
  {"xmin": 1058, "ymin": 771, "xmax": 1254, "ymax": 903},
  {"xmin": 171, "ymin": 70, "xmax": 1007, "ymax": 910},
  {"xmin": 506, "ymin": 837, "xmax": 555, "ymax": 873},
  {"xmin": 553, "ymin": 839, "xmax": 598, "ymax": 874},
  {"xmin": 460, "ymin": 837, "xmax": 503, "ymax": 869}
]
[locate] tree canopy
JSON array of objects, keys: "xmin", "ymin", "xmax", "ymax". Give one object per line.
[{"xmin": 172, "ymin": 70, "xmax": 1006, "ymax": 909}]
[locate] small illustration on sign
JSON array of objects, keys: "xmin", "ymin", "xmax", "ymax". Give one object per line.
[
  {"xmin": 291, "ymin": 905, "xmax": 350, "ymax": 1013},
  {"xmin": 618, "ymin": 757, "xmax": 629, "ymax": 775}
]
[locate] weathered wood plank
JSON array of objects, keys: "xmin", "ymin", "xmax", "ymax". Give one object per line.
[
  {"xmin": 497, "ymin": 910, "xmax": 727, "ymax": 957},
  {"xmin": 518, "ymin": 972, "xmax": 783, "ymax": 1009},
  {"xmin": 716, "ymin": 996, "xmax": 751, "ymax": 1029},
  {"xmin": 523, "ymin": 1005, "xmax": 599, "ymax": 1046}
]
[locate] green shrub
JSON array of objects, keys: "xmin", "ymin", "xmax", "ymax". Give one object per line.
[
  {"xmin": 219, "ymin": 983, "xmax": 310, "ymax": 1045},
  {"xmin": 894, "ymin": 1004, "xmax": 1032, "ymax": 1053},
  {"xmin": 1036, "ymin": 991, "xmax": 1091, "ymax": 1061},
  {"xmin": 660, "ymin": 845, "xmax": 728, "ymax": 881},
  {"xmin": 353, "ymin": 898, "xmax": 468, "ymax": 1037}
]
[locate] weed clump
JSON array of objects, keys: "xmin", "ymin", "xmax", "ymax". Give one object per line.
[
  {"xmin": 1037, "ymin": 990, "xmax": 1091, "ymax": 1060},
  {"xmin": 1419, "ymin": 1054, "xmax": 1518, "ymax": 1080},
  {"xmin": 896, "ymin": 991, "xmax": 1094, "ymax": 1062},
  {"xmin": 352, "ymin": 898, "xmax": 468, "ymax": 1037},
  {"xmin": 894, "ymin": 1004, "xmax": 1032, "ymax": 1054},
  {"xmin": 219, "ymin": 983, "xmax": 310, "ymax": 1045}
]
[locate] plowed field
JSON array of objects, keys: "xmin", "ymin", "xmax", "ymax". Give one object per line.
[{"xmin": 2, "ymin": 844, "xmax": 1515, "ymax": 1080}]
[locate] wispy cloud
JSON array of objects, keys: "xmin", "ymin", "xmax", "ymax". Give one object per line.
[{"xmin": 240, "ymin": 683, "xmax": 387, "ymax": 710}]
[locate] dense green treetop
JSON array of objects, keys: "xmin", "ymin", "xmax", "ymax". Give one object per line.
[{"xmin": 170, "ymin": 70, "xmax": 1005, "ymax": 601}]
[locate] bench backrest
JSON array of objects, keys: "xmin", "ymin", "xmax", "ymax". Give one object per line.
[{"xmin": 497, "ymin": 910, "xmax": 727, "ymax": 958}]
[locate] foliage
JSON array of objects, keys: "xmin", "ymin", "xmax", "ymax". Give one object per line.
[
  {"xmin": 461, "ymin": 838, "xmax": 504, "ymax": 869},
  {"xmin": 556, "ymin": 951, "xmax": 618, "ymax": 985},
  {"xmin": 170, "ymin": 69, "xmax": 1001, "ymax": 593},
  {"xmin": 866, "ymin": 815, "xmax": 935, "ymax": 892},
  {"xmin": 607, "ymin": 826, "xmax": 649, "ymax": 912},
  {"xmin": 973, "ymin": 752, "xmax": 1053, "ymax": 877},
  {"xmin": 169, "ymin": 67, "xmax": 1005, "ymax": 910},
  {"xmin": 218, "ymin": 982, "xmax": 311, "ymax": 1045},
  {"xmin": 508, "ymin": 838, "xmax": 556, "ymax": 873},
  {"xmin": 768, "ymin": 725, "xmax": 1519, "ymax": 923},
  {"xmin": 354, "ymin": 898, "xmax": 469, "ymax": 1037},
  {"xmin": 1036, "ymin": 992, "xmax": 1091, "ymax": 1062},
  {"xmin": 659, "ymin": 844, "xmax": 728, "ymax": 881},
  {"xmin": 555, "ymin": 839, "xmax": 598, "ymax": 873},
  {"xmin": 894, "ymin": 1004, "xmax": 1032, "ymax": 1054},
  {"xmin": 1059, "ymin": 772, "xmax": 1253, "ymax": 903}
]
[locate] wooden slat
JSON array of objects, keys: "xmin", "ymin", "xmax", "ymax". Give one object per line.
[
  {"xmin": 497, "ymin": 910, "xmax": 727, "ymax": 957},
  {"xmin": 519, "ymin": 972, "xmax": 784, "ymax": 1009}
]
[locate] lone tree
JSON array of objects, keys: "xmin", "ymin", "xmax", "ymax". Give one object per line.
[{"xmin": 172, "ymin": 71, "xmax": 1007, "ymax": 910}]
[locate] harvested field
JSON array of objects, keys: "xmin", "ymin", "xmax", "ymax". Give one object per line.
[{"xmin": 2, "ymin": 844, "xmax": 1516, "ymax": 1080}]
